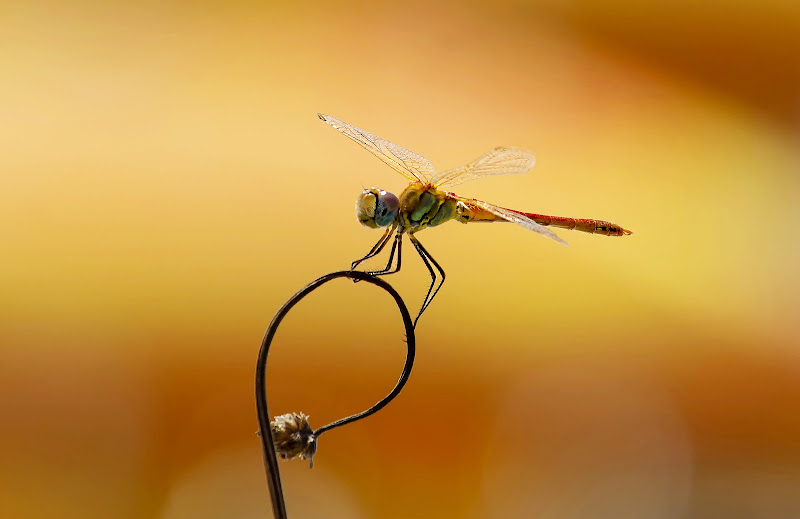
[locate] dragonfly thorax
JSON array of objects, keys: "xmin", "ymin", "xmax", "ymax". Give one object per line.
[{"xmin": 356, "ymin": 188, "xmax": 399, "ymax": 228}]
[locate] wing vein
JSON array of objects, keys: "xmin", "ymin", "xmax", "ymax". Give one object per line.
[{"xmin": 319, "ymin": 114, "xmax": 435, "ymax": 183}]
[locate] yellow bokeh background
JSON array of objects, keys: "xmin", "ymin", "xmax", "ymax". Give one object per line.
[{"xmin": 2, "ymin": 1, "xmax": 799, "ymax": 518}]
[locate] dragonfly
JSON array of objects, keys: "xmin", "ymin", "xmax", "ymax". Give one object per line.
[{"xmin": 319, "ymin": 114, "xmax": 632, "ymax": 327}]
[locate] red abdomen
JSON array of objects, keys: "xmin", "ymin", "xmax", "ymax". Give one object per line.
[{"xmin": 511, "ymin": 210, "xmax": 632, "ymax": 237}]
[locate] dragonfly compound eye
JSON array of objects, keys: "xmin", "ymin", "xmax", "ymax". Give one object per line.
[
  {"xmin": 374, "ymin": 190, "xmax": 399, "ymax": 227},
  {"xmin": 356, "ymin": 188, "xmax": 397, "ymax": 228}
]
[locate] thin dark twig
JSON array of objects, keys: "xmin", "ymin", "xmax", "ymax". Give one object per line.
[{"xmin": 255, "ymin": 270, "xmax": 416, "ymax": 519}]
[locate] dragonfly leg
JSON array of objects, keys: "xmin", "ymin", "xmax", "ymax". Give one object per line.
[
  {"xmin": 408, "ymin": 234, "xmax": 445, "ymax": 328},
  {"xmin": 365, "ymin": 231, "xmax": 403, "ymax": 276},
  {"xmin": 351, "ymin": 224, "xmax": 396, "ymax": 270}
]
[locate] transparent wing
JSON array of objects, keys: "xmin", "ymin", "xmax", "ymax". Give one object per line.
[
  {"xmin": 458, "ymin": 196, "xmax": 569, "ymax": 246},
  {"xmin": 319, "ymin": 114, "xmax": 435, "ymax": 184},
  {"xmin": 431, "ymin": 147, "xmax": 535, "ymax": 188}
]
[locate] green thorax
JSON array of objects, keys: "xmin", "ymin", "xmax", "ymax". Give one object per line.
[{"xmin": 398, "ymin": 184, "xmax": 457, "ymax": 231}]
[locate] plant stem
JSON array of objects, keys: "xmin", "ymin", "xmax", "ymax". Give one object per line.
[{"xmin": 255, "ymin": 270, "xmax": 415, "ymax": 518}]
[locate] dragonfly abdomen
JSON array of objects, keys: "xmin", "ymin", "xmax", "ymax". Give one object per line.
[{"xmin": 516, "ymin": 211, "xmax": 632, "ymax": 236}]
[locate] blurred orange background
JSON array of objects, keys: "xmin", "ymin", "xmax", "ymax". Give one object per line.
[{"xmin": 2, "ymin": 1, "xmax": 799, "ymax": 518}]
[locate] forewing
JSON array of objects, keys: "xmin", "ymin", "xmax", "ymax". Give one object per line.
[
  {"xmin": 319, "ymin": 114, "xmax": 435, "ymax": 184},
  {"xmin": 431, "ymin": 147, "xmax": 535, "ymax": 188},
  {"xmin": 461, "ymin": 197, "xmax": 568, "ymax": 246}
]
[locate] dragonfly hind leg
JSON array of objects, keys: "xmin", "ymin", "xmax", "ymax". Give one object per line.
[{"xmin": 408, "ymin": 233, "xmax": 445, "ymax": 328}]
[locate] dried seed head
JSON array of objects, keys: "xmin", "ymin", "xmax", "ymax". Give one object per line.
[{"xmin": 270, "ymin": 412, "xmax": 317, "ymax": 467}]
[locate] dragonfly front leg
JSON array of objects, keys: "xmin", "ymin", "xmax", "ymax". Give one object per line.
[
  {"xmin": 408, "ymin": 233, "xmax": 445, "ymax": 328},
  {"xmin": 365, "ymin": 231, "xmax": 403, "ymax": 277},
  {"xmin": 351, "ymin": 223, "xmax": 396, "ymax": 270}
]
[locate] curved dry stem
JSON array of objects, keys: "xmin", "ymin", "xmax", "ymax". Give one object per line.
[{"xmin": 255, "ymin": 270, "xmax": 416, "ymax": 518}]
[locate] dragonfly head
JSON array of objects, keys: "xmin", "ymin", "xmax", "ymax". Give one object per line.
[{"xmin": 356, "ymin": 188, "xmax": 399, "ymax": 228}]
